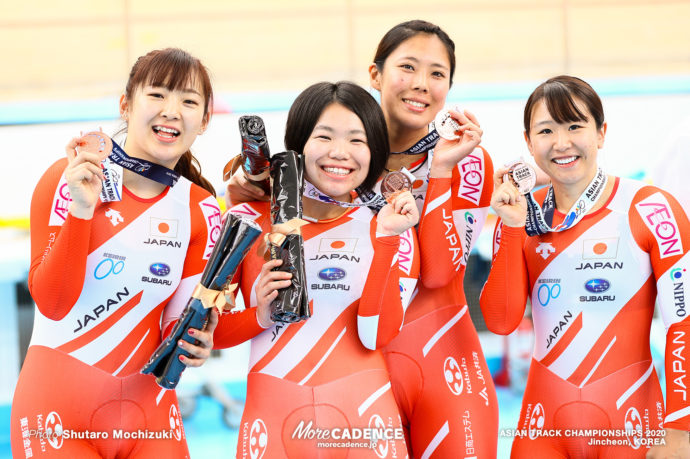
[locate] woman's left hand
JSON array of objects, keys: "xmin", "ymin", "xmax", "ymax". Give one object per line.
[
  {"xmin": 430, "ymin": 108, "xmax": 483, "ymax": 178},
  {"xmin": 646, "ymin": 428, "xmax": 690, "ymax": 458},
  {"xmin": 376, "ymin": 191, "xmax": 419, "ymax": 236},
  {"xmin": 178, "ymin": 308, "xmax": 219, "ymax": 367}
]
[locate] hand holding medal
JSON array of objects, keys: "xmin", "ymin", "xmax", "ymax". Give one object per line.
[
  {"xmin": 431, "ymin": 108, "xmax": 483, "ymax": 176},
  {"xmin": 376, "ymin": 170, "xmax": 419, "ymax": 236},
  {"xmin": 490, "ymin": 160, "xmax": 532, "ymax": 228}
]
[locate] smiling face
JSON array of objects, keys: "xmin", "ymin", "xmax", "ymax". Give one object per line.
[
  {"xmin": 525, "ymin": 97, "xmax": 606, "ymax": 192},
  {"xmin": 120, "ymin": 77, "xmax": 208, "ymax": 169},
  {"xmin": 370, "ymin": 33, "xmax": 452, "ymax": 142},
  {"xmin": 303, "ymin": 103, "xmax": 371, "ymax": 202}
]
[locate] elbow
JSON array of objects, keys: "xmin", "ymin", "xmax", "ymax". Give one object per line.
[{"xmin": 357, "ymin": 314, "xmax": 393, "ymax": 350}]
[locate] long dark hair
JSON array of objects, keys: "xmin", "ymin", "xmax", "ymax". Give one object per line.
[
  {"xmin": 524, "ymin": 75, "xmax": 605, "ymax": 137},
  {"xmin": 123, "ymin": 47, "xmax": 215, "ymax": 195},
  {"xmin": 373, "ymin": 20, "xmax": 456, "ymax": 87},
  {"xmin": 284, "ymin": 81, "xmax": 389, "ymax": 193}
]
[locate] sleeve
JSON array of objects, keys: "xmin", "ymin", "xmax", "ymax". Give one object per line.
[
  {"xmin": 418, "ymin": 146, "xmax": 494, "ymax": 288},
  {"xmin": 211, "ymin": 204, "xmax": 268, "ymax": 349},
  {"xmin": 161, "ymin": 187, "xmax": 223, "ymax": 335},
  {"xmin": 28, "ymin": 159, "xmax": 93, "ymax": 320},
  {"xmin": 357, "ymin": 220, "xmax": 420, "ymax": 350},
  {"xmin": 478, "ymin": 221, "xmax": 530, "ymax": 335},
  {"xmin": 629, "ymin": 186, "xmax": 690, "ymax": 430}
]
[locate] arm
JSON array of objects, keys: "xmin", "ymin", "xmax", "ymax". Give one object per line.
[
  {"xmin": 419, "ymin": 146, "xmax": 493, "ymax": 288},
  {"xmin": 479, "ymin": 222, "xmax": 529, "ymax": 335},
  {"xmin": 213, "ymin": 205, "xmax": 273, "ymax": 349},
  {"xmin": 358, "ymin": 191, "xmax": 420, "ymax": 350},
  {"xmin": 478, "ymin": 166, "xmax": 530, "ymax": 335},
  {"xmin": 29, "ymin": 156, "xmax": 97, "ymax": 320},
  {"xmin": 630, "ymin": 188, "xmax": 690, "ymax": 456}
]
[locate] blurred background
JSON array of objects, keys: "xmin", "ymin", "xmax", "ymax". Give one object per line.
[{"xmin": 2, "ymin": 0, "xmax": 689, "ymax": 457}]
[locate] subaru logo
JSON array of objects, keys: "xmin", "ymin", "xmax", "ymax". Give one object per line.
[
  {"xmin": 150, "ymin": 263, "xmax": 171, "ymax": 277},
  {"xmin": 584, "ymin": 278, "xmax": 610, "ymax": 293},
  {"xmin": 318, "ymin": 267, "xmax": 346, "ymax": 281}
]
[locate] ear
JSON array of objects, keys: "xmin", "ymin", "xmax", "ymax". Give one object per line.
[
  {"xmin": 369, "ymin": 64, "xmax": 382, "ymax": 91},
  {"xmin": 597, "ymin": 122, "xmax": 607, "ymax": 149},
  {"xmin": 524, "ymin": 130, "xmax": 534, "ymax": 157},
  {"xmin": 199, "ymin": 113, "xmax": 209, "ymax": 135},
  {"xmin": 119, "ymin": 93, "xmax": 129, "ymax": 120}
]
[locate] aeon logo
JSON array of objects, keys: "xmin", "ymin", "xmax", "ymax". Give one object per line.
[
  {"xmin": 443, "ymin": 356, "xmax": 464, "ymax": 395},
  {"xmin": 249, "ymin": 419, "xmax": 268, "ymax": 459}
]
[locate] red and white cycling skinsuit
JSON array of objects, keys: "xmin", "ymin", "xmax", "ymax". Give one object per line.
[
  {"xmin": 379, "ymin": 146, "xmax": 499, "ymax": 458},
  {"xmin": 481, "ymin": 177, "xmax": 690, "ymax": 457},
  {"xmin": 213, "ymin": 201, "xmax": 419, "ymax": 458},
  {"xmin": 11, "ymin": 158, "xmax": 221, "ymax": 459}
]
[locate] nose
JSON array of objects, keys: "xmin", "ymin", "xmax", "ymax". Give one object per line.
[
  {"xmin": 328, "ymin": 140, "xmax": 349, "ymax": 160},
  {"xmin": 412, "ymin": 71, "xmax": 428, "ymax": 93},
  {"xmin": 160, "ymin": 95, "xmax": 181, "ymax": 120},
  {"xmin": 554, "ymin": 129, "xmax": 572, "ymax": 151}
]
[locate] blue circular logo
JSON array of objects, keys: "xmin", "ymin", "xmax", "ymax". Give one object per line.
[
  {"xmin": 585, "ymin": 278, "xmax": 610, "ymax": 293},
  {"xmin": 150, "ymin": 262, "xmax": 171, "ymax": 277},
  {"xmin": 318, "ymin": 267, "xmax": 346, "ymax": 281}
]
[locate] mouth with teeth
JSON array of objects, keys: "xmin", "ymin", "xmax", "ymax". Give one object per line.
[
  {"xmin": 403, "ymin": 99, "xmax": 428, "ymax": 111},
  {"xmin": 321, "ymin": 166, "xmax": 353, "ymax": 177},
  {"xmin": 152, "ymin": 125, "xmax": 180, "ymax": 142},
  {"xmin": 553, "ymin": 156, "xmax": 578, "ymax": 166}
]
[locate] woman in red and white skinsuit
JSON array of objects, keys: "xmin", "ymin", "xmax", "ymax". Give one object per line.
[
  {"xmin": 11, "ymin": 48, "xmax": 220, "ymax": 459},
  {"xmin": 214, "ymin": 81, "xmax": 420, "ymax": 458},
  {"xmin": 480, "ymin": 75, "xmax": 690, "ymax": 458}
]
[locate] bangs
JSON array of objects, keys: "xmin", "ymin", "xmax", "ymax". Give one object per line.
[
  {"xmin": 542, "ymin": 82, "xmax": 588, "ymax": 125},
  {"xmin": 143, "ymin": 51, "xmax": 201, "ymax": 92}
]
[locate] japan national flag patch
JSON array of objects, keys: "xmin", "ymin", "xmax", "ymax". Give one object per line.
[
  {"xmin": 318, "ymin": 238, "xmax": 358, "ymax": 253},
  {"xmin": 150, "ymin": 218, "xmax": 179, "ymax": 239},
  {"xmin": 582, "ymin": 237, "xmax": 619, "ymax": 259}
]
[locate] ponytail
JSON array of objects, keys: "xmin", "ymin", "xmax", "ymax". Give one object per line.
[{"xmin": 175, "ymin": 151, "xmax": 216, "ymax": 196}]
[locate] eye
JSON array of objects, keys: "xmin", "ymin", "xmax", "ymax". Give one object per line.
[
  {"xmin": 569, "ymin": 124, "xmax": 583, "ymax": 131},
  {"xmin": 184, "ymin": 99, "xmax": 199, "ymax": 106},
  {"xmin": 538, "ymin": 128, "xmax": 552, "ymax": 135},
  {"xmin": 148, "ymin": 92, "xmax": 164, "ymax": 99},
  {"xmin": 314, "ymin": 134, "xmax": 331, "ymax": 141},
  {"xmin": 432, "ymin": 71, "xmax": 446, "ymax": 79},
  {"xmin": 351, "ymin": 137, "xmax": 367, "ymax": 145},
  {"xmin": 400, "ymin": 63, "xmax": 414, "ymax": 71}
]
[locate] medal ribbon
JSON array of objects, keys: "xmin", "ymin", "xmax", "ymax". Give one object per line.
[
  {"xmin": 525, "ymin": 167, "xmax": 607, "ymax": 236},
  {"xmin": 109, "ymin": 138, "xmax": 180, "ymax": 187}
]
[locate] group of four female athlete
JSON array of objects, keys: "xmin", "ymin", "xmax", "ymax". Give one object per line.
[{"xmin": 11, "ymin": 18, "xmax": 689, "ymax": 459}]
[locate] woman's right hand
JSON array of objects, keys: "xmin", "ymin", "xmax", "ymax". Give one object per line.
[
  {"xmin": 225, "ymin": 166, "xmax": 269, "ymax": 208},
  {"xmin": 490, "ymin": 167, "xmax": 528, "ymax": 227},
  {"xmin": 254, "ymin": 259, "xmax": 292, "ymax": 328},
  {"xmin": 64, "ymin": 136, "xmax": 105, "ymax": 219}
]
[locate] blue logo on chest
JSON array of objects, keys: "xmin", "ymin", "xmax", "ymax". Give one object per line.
[
  {"xmin": 584, "ymin": 278, "xmax": 610, "ymax": 293},
  {"xmin": 149, "ymin": 262, "xmax": 171, "ymax": 277},
  {"xmin": 318, "ymin": 267, "xmax": 346, "ymax": 281}
]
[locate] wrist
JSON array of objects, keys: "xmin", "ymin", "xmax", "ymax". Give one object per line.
[
  {"xmin": 68, "ymin": 202, "xmax": 95, "ymax": 220},
  {"xmin": 429, "ymin": 164, "xmax": 453, "ymax": 178},
  {"xmin": 256, "ymin": 306, "xmax": 274, "ymax": 329}
]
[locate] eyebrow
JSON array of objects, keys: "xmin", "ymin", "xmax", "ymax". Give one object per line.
[
  {"xmin": 397, "ymin": 56, "xmax": 449, "ymax": 71},
  {"xmin": 313, "ymin": 125, "xmax": 366, "ymax": 135}
]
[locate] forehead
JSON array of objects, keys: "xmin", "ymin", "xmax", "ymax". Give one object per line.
[
  {"xmin": 314, "ymin": 103, "xmax": 364, "ymax": 128},
  {"xmin": 388, "ymin": 33, "xmax": 451, "ymax": 67},
  {"xmin": 530, "ymin": 96, "xmax": 591, "ymax": 124}
]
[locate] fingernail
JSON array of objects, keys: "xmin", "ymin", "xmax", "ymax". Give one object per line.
[
  {"xmin": 179, "ymin": 355, "xmax": 185, "ymax": 362},
  {"xmin": 188, "ymin": 329, "xmax": 195, "ymax": 336},
  {"xmin": 178, "ymin": 340, "xmax": 185, "ymax": 346}
]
